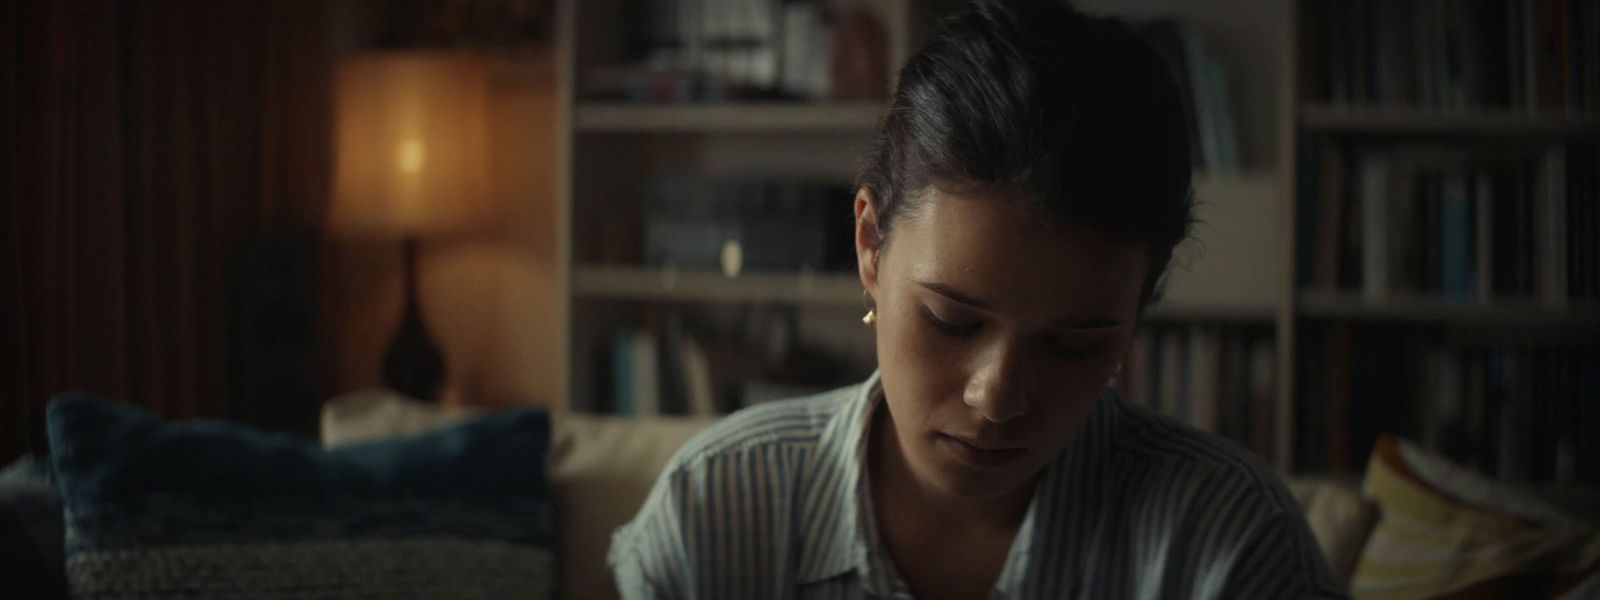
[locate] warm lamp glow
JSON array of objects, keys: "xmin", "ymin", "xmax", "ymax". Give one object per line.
[{"xmin": 331, "ymin": 50, "xmax": 495, "ymax": 237}]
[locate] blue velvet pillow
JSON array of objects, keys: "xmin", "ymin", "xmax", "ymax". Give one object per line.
[{"xmin": 47, "ymin": 393, "xmax": 555, "ymax": 599}]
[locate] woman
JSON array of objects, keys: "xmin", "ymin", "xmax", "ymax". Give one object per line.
[{"xmin": 609, "ymin": 1, "xmax": 1344, "ymax": 598}]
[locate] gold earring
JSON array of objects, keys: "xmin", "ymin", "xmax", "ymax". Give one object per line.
[{"xmin": 862, "ymin": 291, "xmax": 877, "ymax": 327}]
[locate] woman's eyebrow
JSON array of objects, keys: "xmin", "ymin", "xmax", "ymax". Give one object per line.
[
  {"xmin": 915, "ymin": 280, "xmax": 1125, "ymax": 330},
  {"xmin": 916, "ymin": 281, "xmax": 991, "ymax": 309}
]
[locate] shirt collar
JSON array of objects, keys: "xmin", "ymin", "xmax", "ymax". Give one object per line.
[
  {"xmin": 994, "ymin": 388, "xmax": 1123, "ymax": 597},
  {"xmin": 793, "ymin": 374, "xmax": 1124, "ymax": 594}
]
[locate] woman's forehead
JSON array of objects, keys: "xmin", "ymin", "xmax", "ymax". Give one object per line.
[{"xmin": 885, "ymin": 189, "xmax": 1146, "ymax": 322}]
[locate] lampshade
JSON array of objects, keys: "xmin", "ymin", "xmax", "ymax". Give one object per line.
[{"xmin": 331, "ymin": 50, "xmax": 495, "ymax": 237}]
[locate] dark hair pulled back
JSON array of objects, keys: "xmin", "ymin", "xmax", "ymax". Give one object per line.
[{"xmin": 858, "ymin": 0, "xmax": 1194, "ymax": 305}]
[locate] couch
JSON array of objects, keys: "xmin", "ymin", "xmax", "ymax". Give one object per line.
[{"xmin": 319, "ymin": 391, "xmax": 1381, "ymax": 600}]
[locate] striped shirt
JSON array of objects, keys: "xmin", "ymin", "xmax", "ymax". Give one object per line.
[{"xmin": 609, "ymin": 372, "xmax": 1347, "ymax": 599}]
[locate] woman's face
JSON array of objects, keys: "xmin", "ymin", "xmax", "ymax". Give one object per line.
[{"xmin": 856, "ymin": 186, "xmax": 1147, "ymax": 501}]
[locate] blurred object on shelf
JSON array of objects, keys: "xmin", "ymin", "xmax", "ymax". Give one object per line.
[
  {"xmin": 583, "ymin": 0, "xmax": 886, "ymax": 103},
  {"xmin": 640, "ymin": 176, "xmax": 852, "ymax": 273}
]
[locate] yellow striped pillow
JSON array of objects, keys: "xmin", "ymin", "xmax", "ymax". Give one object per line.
[{"xmin": 1351, "ymin": 436, "xmax": 1600, "ymax": 600}]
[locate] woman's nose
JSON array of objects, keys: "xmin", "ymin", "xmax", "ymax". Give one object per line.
[{"xmin": 962, "ymin": 345, "xmax": 1030, "ymax": 423}]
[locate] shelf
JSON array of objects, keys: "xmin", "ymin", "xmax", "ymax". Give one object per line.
[
  {"xmin": 1300, "ymin": 104, "xmax": 1600, "ymax": 137},
  {"xmin": 574, "ymin": 102, "xmax": 886, "ymax": 133},
  {"xmin": 573, "ymin": 265, "xmax": 862, "ymax": 306},
  {"xmin": 576, "ymin": 265, "xmax": 1279, "ymax": 321},
  {"xmin": 1297, "ymin": 291, "xmax": 1600, "ymax": 327}
]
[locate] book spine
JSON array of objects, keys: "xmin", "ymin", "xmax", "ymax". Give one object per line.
[
  {"xmin": 1360, "ymin": 153, "xmax": 1391, "ymax": 300},
  {"xmin": 631, "ymin": 330, "xmax": 661, "ymax": 417},
  {"xmin": 1187, "ymin": 328, "xmax": 1217, "ymax": 432},
  {"xmin": 1183, "ymin": 31, "xmax": 1221, "ymax": 172},
  {"xmin": 1474, "ymin": 170, "xmax": 1495, "ymax": 303},
  {"xmin": 1160, "ymin": 330, "xmax": 1184, "ymax": 420},
  {"xmin": 1249, "ymin": 338, "xmax": 1276, "ymax": 464},
  {"xmin": 1540, "ymin": 145, "xmax": 1568, "ymax": 306},
  {"xmin": 1209, "ymin": 56, "xmax": 1240, "ymax": 173},
  {"xmin": 613, "ymin": 332, "xmax": 635, "ymax": 417},
  {"xmin": 1442, "ymin": 172, "xmax": 1471, "ymax": 300}
]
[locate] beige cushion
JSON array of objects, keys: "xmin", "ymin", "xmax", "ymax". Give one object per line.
[
  {"xmin": 1284, "ymin": 477, "xmax": 1379, "ymax": 586},
  {"xmin": 548, "ymin": 414, "xmax": 715, "ymax": 600}
]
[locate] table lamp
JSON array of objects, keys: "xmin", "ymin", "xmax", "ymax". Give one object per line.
[{"xmin": 331, "ymin": 50, "xmax": 494, "ymax": 403}]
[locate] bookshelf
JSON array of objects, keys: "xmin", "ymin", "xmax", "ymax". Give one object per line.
[
  {"xmin": 573, "ymin": 265, "xmax": 861, "ymax": 306},
  {"xmin": 1291, "ymin": 0, "xmax": 1598, "ymax": 484},
  {"xmin": 573, "ymin": 263, "xmax": 1281, "ymax": 323},
  {"xmin": 550, "ymin": 0, "xmax": 1331, "ymax": 474}
]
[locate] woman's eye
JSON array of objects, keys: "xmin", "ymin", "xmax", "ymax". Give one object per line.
[{"xmin": 922, "ymin": 307, "xmax": 980, "ymax": 336}]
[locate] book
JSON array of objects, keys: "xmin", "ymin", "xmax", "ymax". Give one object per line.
[
  {"xmin": 1182, "ymin": 31, "xmax": 1223, "ymax": 173},
  {"xmin": 1441, "ymin": 172, "xmax": 1473, "ymax": 300},
  {"xmin": 1185, "ymin": 328, "xmax": 1212, "ymax": 430},
  {"xmin": 1359, "ymin": 152, "xmax": 1391, "ymax": 300},
  {"xmin": 1313, "ymin": 142, "xmax": 1347, "ymax": 290},
  {"xmin": 612, "ymin": 332, "xmax": 635, "ymax": 417},
  {"xmin": 680, "ymin": 331, "xmax": 716, "ymax": 416},
  {"xmin": 1474, "ymin": 170, "xmax": 1495, "ymax": 303},
  {"xmin": 629, "ymin": 330, "xmax": 661, "ymax": 417},
  {"xmin": 1248, "ymin": 339, "xmax": 1275, "ymax": 463},
  {"xmin": 1327, "ymin": 325, "xmax": 1352, "ymax": 476},
  {"xmin": 1539, "ymin": 145, "xmax": 1568, "ymax": 305}
]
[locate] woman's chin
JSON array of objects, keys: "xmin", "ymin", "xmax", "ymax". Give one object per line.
[{"xmin": 917, "ymin": 446, "xmax": 1039, "ymax": 501}]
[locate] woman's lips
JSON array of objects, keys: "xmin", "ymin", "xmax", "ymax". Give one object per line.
[{"xmin": 937, "ymin": 433, "xmax": 1026, "ymax": 468}]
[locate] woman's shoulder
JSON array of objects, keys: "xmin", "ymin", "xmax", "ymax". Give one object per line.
[
  {"xmin": 664, "ymin": 381, "xmax": 862, "ymax": 472},
  {"xmin": 1103, "ymin": 394, "xmax": 1296, "ymax": 512}
]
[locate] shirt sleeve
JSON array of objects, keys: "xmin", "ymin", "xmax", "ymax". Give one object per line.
[
  {"xmin": 1221, "ymin": 511, "xmax": 1352, "ymax": 599},
  {"xmin": 608, "ymin": 466, "xmax": 692, "ymax": 600}
]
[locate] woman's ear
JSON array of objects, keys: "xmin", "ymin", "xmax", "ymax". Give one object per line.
[{"xmin": 854, "ymin": 187, "xmax": 883, "ymax": 296}]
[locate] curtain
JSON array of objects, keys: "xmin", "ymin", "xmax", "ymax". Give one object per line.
[{"xmin": 1, "ymin": 0, "xmax": 334, "ymax": 462}]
